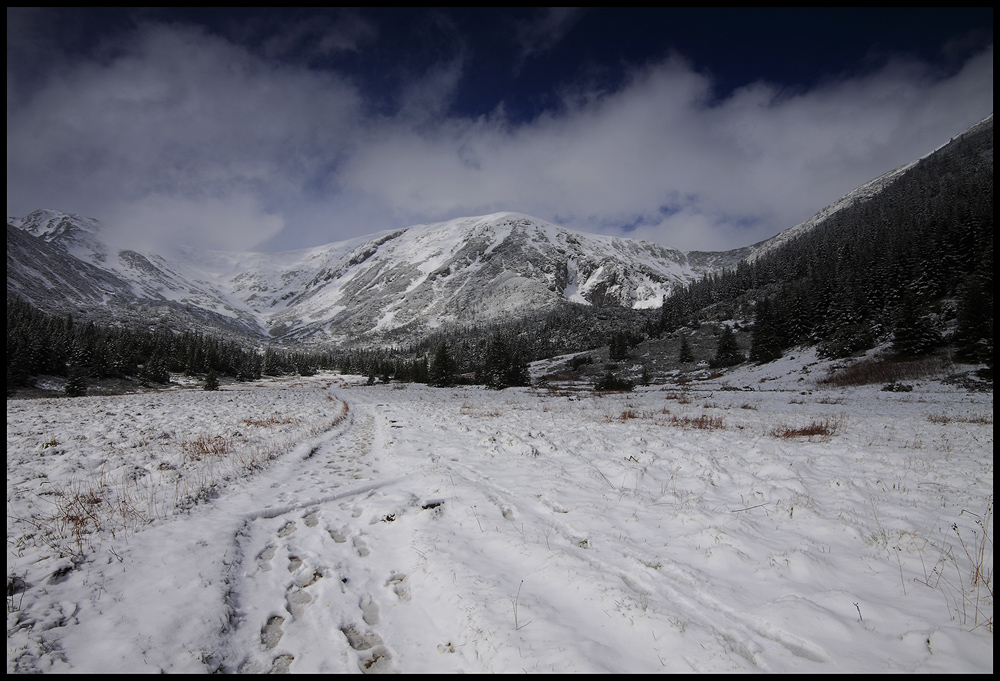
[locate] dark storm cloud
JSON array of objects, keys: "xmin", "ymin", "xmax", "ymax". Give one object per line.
[{"xmin": 6, "ymin": 8, "xmax": 993, "ymax": 253}]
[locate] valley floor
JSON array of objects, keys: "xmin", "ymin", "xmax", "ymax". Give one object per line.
[{"xmin": 6, "ymin": 351, "xmax": 993, "ymax": 673}]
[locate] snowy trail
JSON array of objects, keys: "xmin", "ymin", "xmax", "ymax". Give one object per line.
[
  {"xmin": 218, "ymin": 396, "xmax": 414, "ymax": 673},
  {"xmin": 7, "ymin": 381, "xmax": 395, "ymax": 673},
  {"xmin": 7, "ymin": 363, "xmax": 994, "ymax": 673}
]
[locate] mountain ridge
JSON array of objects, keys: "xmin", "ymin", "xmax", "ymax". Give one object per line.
[{"xmin": 8, "ymin": 210, "xmax": 725, "ymax": 346}]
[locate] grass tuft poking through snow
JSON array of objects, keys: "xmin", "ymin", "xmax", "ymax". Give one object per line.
[{"xmin": 769, "ymin": 418, "xmax": 839, "ymax": 440}]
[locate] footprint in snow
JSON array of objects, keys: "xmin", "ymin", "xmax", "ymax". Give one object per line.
[
  {"xmin": 341, "ymin": 625, "xmax": 394, "ymax": 674},
  {"xmin": 293, "ymin": 567, "xmax": 323, "ymax": 588},
  {"xmin": 341, "ymin": 623, "xmax": 383, "ymax": 651},
  {"xmin": 285, "ymin": 553, "xmax": 324, "ymax": 587},
  {"xmin": 385, "ymin": 572, "xmax": 409, "ymax": 600},
  {"xmin": 286, "ymin": 588, "xmax": 312, "ymax": 618},
  {"xmin": 257, "ymin": 545, "xmax": 276, "ymax": 571},
  {"xmin": 328, "ymin": 526, "xmax": 348, "ymax": 543},
  {"xmin": 278, "ymin": 520, "xmax": 297, "ymax": 537},
  {"xmin": 303, "ymin": 510, "xmax": 320, "ymax": 527},
  {"xmin": 271, "ymin": 653, "xmax": 294, "ymax": 674},
  {"xmin": 353, "ymin": 535, "xmax": 371, "ymax": 557},
  {"xmin": 261, "ymin": 615, "xmax": 284, "ymax": 650},
  {"xmin": 360, "ymin": 645, "xmax": 394, "ymax": 674},
  {"xmin": 360, "ymin": 595, "xmax": 380, "ymax": 625}
]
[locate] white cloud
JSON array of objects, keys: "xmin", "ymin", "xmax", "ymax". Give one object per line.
[
  {"xmin": 7, "ymin": 22, "xmax": 362, "ymax": 250},
  {"xmin": 6, "ymin": 18, "xmax": 993, "ymax": 254},
  {"xmin": 343, "ymin": 46, "xmax": 992, "ymax": 249},
  {"xmin": 103, "ymin": 194, "xmax": 285, "ymax": 253}
]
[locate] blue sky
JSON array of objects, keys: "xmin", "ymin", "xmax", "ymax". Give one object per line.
[{"xmin": 6, "ymin": 8, "xmax": 993, "ymax": 253}]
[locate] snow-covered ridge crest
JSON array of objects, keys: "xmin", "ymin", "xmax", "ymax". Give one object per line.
[
  {"xmin": 747, "ymin": 113, "xmax": 995, "ymax": 264},
  {"xmin": 8, "ymin": 210, "xmax": 705, "ymax": 344},
  {"xmin": 744, "ymin": 161, "xmax": 918, "ymax": 264}
]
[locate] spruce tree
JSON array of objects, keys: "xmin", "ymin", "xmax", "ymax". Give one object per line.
[
  {"xmin": 892, "ymin": 293, "xmax": 942, "ymax": 357},
  {"xmin": 64, "ymin": 340, "xmax": 90, "ymax": 396},
  {"xmin": 412, "ymin": 356, "xmax": 429, "ymax": 384},
  {"xmin": 141, "ymin": 353, "xmax": 170, "ymax": 385},
  {"xmin": 955, "ymin": 274, "xmax": 993, "ymax": 367},
  {"xmin": 749, "ymin": 298, "xmax": 783, "ymax": 364},
  {"xmin": 678, "ymin": 335, "xmax": 694, "ymax": 364},
  {"xmin": 481, "ymin": 333, "xmax": 530, "ymax": 390},
  {"xmin": 710, "ymin": 326, "xmax": 744, "ymax": 368},
  {"xmin": 429, "ymin": 342, "xmax": 456, "ymax": 387},
  {"xmin": 609, "ymin": 332, "xmax": 630, "ymax": 361},
  {"xmin": 64, "ymin": 364, "xmax": 88, "ymax": 397}
]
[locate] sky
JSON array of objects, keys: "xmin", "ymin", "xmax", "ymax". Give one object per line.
[{"xmin": 6, "ymin": 8, "xmax": 994, "ymax": 254}]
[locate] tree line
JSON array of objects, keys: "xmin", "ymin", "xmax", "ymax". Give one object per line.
[
  {"xmin": 7, "ymin": 296, "xmax": 545, "ymax": 395},
  {"xmin": 6, "ymin": 297, "xmax": 337, "ymax": 396},
  {"xmin": 658, "ymin": 117, "xmax": 993, "ymax": 374}
]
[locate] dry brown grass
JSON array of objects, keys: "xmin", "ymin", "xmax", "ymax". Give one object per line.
[
  {"xmin": 769, "ymin": 419, "xmax": 839, "ymax": 440},
  {"xmin": 927, "ymin": 413, "xmax": 993, "ymax": 425},
  {"xmin": 181, "ymin": 434, "xmax": 234, "ymax": 462},
  {"xmin": 242, "ymin": 415, "xmax": 296, "ymax": 427},
  {"xmin": 14, "ymin": 473, "xmax": 152, "ymax": 559},
  {"xmin": 9, "ymin": 391, "xmax": 353, "ymax": 564},
  {"xmin": 609, "ymin": 405, "xmax": 671, "ymax": 422},
  {"xmin": 822, "ymin": 354, "xmax": 953, "ymax": 387},
  {"xmin": 670, "ymin": 414, "xmax": 724, "ymax": 430}
]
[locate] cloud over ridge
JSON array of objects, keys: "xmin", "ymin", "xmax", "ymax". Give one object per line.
[{"xmin": 7, "ymin": 10, "xmax": 993, "ymax": 253}]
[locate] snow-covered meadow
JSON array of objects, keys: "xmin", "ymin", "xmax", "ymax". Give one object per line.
[{"xmin": 7, "ymin": 350, "xmax": 993, "ymax": 673}]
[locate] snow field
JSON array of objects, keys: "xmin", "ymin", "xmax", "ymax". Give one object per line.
[
  {"xmin": 7, "ymin": 379, "xmax": 348, "ymax": 560},
  {"xmin": 6, "ymin": 361, "xmax": 993, "ymax": 673}
]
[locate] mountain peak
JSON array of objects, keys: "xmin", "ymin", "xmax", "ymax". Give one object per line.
[
  {"xmin": 9, "ymin": 209, "xmax": 705, "ymax": 345},
  {"xmin": 10, "ymin": 208, "xmax": 108, "ymax": 263}
]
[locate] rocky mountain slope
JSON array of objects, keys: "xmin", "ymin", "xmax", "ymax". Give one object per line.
[{"xmin": 8, "ymin": 211, "xmax": 730, "ymax": 345}]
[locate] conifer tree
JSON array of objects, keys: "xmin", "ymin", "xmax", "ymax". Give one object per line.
[
  {"xmin": 955, "ymin": 268, "xmax": 993, "ymax": 368},
  {"xmin": 412, "ymin": 356, "xmax": 429, "ymax": 384},
  {"xmin": 141, "ymin": 352, "xmax": 170, "ymax": 385},
  {"xmin": 64, "ymin": 341, "xmax": 90, "ymax": 397},
  {"xmin": 64, "ymin": 366, "xmax": 88, "ymax": 397},
  {"xmin": 429, "ymin": 342, "xmax": 456, "ymax": 387},
  {"xmin": 678, "ymin": 335, "xmax": 694, "ymax": 364},
  {"xmin": 710, "ymin": 326, "xmax": 744, "ymax": 368},
  {"xmin": 609, "ymin": 332, "xmax": 630, "ymax": 361},
  {"xmin": 749, "ymin": 298, "xmax": 783, "ymax": 364},
  {"xmin": 892, "ymin": 293, "xmax": 942, "ymax": 357},
  {"xmin": 481, "ymin": 333, "xmax": 530, "ymax": 390}
]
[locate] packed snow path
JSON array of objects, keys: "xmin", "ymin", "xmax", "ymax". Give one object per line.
[{"xmin": 7, "ymin": 367, "xmax": 993, "ymax": 673}]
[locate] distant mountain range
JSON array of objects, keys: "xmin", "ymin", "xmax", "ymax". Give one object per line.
[
  {"xmin": 7, "ymin": 209, "xmax": 751, "ymax": 346},
  {"xmin": 8, "ymin": 115, "xmax": 992, "ymax": 350}
]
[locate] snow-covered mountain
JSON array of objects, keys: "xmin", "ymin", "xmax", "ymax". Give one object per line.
[{"xmin": 8, "ymin": 211, "xmax": 721, "ymax": 345}]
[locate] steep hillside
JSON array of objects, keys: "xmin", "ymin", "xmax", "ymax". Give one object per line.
[{"xmin": 655, "ymin": 115, "xmax": 993, "ymax": 374}]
